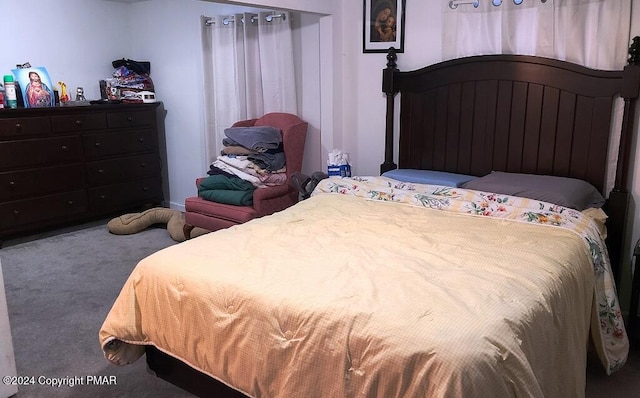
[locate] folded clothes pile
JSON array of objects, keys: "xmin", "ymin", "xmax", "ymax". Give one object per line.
[
  {"xmin": 222, "ymin": 126, "xmax": 285, "ymax": 172},
  {"xmin": 198, "ymin": 125, "xmax": 287, "ymax": 205}
]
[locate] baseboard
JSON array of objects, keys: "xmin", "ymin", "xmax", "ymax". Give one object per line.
[{"xmin": 167, "ymin": 202, "xmax": 185, "ymax": 212}]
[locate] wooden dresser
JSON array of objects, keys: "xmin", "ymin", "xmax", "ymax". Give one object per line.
[{"xmin": 0, "ymin": 103, "xmax": 165, "ymax": 241}]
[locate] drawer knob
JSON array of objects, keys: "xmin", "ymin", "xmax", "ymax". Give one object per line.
[
  {"xmin": 140, "ymin": 163, "xmax": 146, "ymax": 168},
  {"xmin": 100, "ymin": 195, "xmax": 107, "ymax": 199},
  {"xmin": 75, "ymin": 120, "xmax": 83, "ymax": 126},
  {"xmin": 95, "ymin": 142, "xmax": 101, "ymax": 147},
  {"xmin": 127, "ymin": 116, "xmax": 133, "ymax": 122},
  {"xmin": 61, "ymin": 145, "xmax": 68, "ymax": 151},
  {"xmin": 14, "ymin": 123, "xmax": 21, "ymax": 132},
  {"xmin": 13, "ymin": 210, "xmax": 19, "ymax": 215},
  {"xmin": 67, "ymin": 200, "xmax": 74, "ymax": 205},
  {"xmin": 138, "ymin": 138, "xmax": 145, "ymax": 143},
  {"xmin": 8, "ymin": 181, "xmax": 15, "ymax": 187},
  {"xmin": 98, "ymin": 169, "xmax": 104, "ymax": 174},
  {"xmin": 143, "ymin": 187, "xmax": 149, "ymax": 191}
]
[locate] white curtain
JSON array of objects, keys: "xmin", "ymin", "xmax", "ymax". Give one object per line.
[
  {"xmin": 443, "ymin": 0, "xmax": 632, "ymax": 69},
  {"xmin": 201, "ymin": 12, "xmax": 297, "ymax": 164}
]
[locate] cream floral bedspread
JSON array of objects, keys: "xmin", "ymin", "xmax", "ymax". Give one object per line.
[
  {"xmin": 100, "ymin": 176, "xmax": 628, "ymax": 398},
  {"xmin": 313, "ymin": 176, "xmax": 628, "ymax": 374}
]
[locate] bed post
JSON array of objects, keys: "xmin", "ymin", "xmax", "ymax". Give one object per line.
[
  {"xmin": 381, "ymin": 47, "xmax": 399, "ymax": 174},
  {"xmin": 606, "ymin": 36, "xmax": 640, "ymax": 284}
]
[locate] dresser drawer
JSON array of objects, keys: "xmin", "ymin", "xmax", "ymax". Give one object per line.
[
  {"xmin": 106, "ymin": 110, "xmax": 155, "ymax": 128},
  {"xmin": 82, "ymin": 129, "xmax": 157, "ymax": 159},
  {"xmin": 88, "ymin": 177, "xmax": 162, "ymax": 212},
  {"xmin": 0, "ymin": 164, "xmax": 85, "ymax": 201},
  {"xmin": 51, "ymin": 113, "xmax": 107, "ymax": 133},
  {"xmin": 0, "ymin": 136, "xmax": 83, "ymax": 170},
  {"xmin": 0, "ymin": 117, "xmax": 51, "ymax": 139},
  {"xmin": 86, "ymin": 154, "xmax": 161, "ymax": 187},
  {"xmin": 0, "ymin": 190, "xmax": 88, "ymax": 229}
]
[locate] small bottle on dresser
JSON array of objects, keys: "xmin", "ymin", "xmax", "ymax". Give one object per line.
[{"xmin": 3, "ymin": 75, "xmax": 17, "ymax": 108}]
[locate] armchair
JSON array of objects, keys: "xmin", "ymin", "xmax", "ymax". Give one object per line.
[{"xmin": 183, "ymin": 113, "xmax": 308, "ymax": 239}]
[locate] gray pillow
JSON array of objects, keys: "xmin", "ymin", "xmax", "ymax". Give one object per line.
[{"xmin": 460, "ymin": 171, "xmax": 605, "ymax": 210}]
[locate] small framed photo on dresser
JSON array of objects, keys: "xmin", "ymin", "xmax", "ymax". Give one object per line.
[
  {"xmin": 11, "ymin": 66, "xmax": 55, "ymax": 108},
  {"xmin": 363, "ymin": 0, "xmax": 405, "ymax": 53}
]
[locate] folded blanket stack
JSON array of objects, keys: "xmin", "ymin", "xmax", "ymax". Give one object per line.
[
  {"xmin": 198, "ymin": 175, "xmax": 256, "ymax": 206},
  {"xmin": 198, "ymin": 126, "xmax": 287, "ymax": 206},
  {"xmin": 222, "ymin": 126, "xmax": 286, "ymax": 172}
]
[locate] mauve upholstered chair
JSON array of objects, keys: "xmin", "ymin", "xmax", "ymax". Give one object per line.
[{"xmin": 183, "ymin": 113, "xmax": 308, "ymax": 239}]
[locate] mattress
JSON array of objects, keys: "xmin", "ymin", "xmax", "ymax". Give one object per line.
[{"xmin": 99, "ymin": 176, "xmax": 628, "ymax": 398}]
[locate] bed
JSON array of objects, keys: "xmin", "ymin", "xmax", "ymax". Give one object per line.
[{"xmin": 100, "ymin": 40, "xmax": 640, "ymax": 398}]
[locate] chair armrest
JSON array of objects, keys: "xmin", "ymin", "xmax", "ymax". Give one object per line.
[
  {"xmin": 253, "ymin": 184, "xmax": 290, "ymax": 201},
  {"xmin": 195, "ymin": 177, "xmax": 207, "ymax": 188},
  {"xmin": 253, "ymin": 184, "xmax": 296, "ymax": 216}
]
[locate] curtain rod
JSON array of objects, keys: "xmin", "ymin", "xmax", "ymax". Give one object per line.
[
  {"xmin": 449, "ymin": 0, "xmax": 547, "ymax": 9},
  {"xmin": 205, "ymin": 13, "xmax": 286, "ymax": 26}
]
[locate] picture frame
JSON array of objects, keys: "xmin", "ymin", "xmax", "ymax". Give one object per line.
[
  {"xmin": 11, "ymin": 66, "xmax": 55, "ymax": 108},
  {"xmin": 363, "ymin": 0, "xmax": 405, "ymax": 53}
]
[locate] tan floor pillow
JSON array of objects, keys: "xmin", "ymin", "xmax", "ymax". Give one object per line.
[{"xmin": 107, "ymin": 207, "xmax": 208, "ymax": 242}]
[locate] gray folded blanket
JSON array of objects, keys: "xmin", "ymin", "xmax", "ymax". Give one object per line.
[
  {"xmin": 248, "ymin": 152, "xmax": 286, "ymax": 172},
  {"xmin": 223, "ymin": 126, "xmax": 282, "ymax": 153}
]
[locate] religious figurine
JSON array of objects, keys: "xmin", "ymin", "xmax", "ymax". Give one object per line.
[{"xmin": 58, "ymin": 81, "xmax": 70, "ymax": 103}]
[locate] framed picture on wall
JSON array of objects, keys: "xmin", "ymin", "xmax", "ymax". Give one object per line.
[
  {"xmin": 11, "ymin": 66, "xmax": 55, "ymax": 108},
  {"xmin": 363, "ymin": 0, "xmax": 405, "ymax": 53}
]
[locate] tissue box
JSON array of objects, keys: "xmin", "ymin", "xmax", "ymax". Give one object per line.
[{"xmin": 327, "ymin": 164, "xmax": 351, "ymax": 177}]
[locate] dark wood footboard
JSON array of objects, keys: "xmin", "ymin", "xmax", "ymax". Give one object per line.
[{"xmin": 145, "ymin": 346, "xmax": 247, "ymax": 398}]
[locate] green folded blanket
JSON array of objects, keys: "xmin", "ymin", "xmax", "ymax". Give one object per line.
[{"xmin": 198, "ymin": 175, "xmax": 256, "ymax": 206}]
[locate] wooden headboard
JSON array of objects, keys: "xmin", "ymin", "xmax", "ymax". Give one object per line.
[{"xmin": 381, "ymin": 38, "xmax": 640, "ymax": 281}]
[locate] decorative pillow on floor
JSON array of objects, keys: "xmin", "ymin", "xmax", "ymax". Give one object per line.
[{"xmin": 107, "ymin": 207, "xmax": 190, "ymax": 242}]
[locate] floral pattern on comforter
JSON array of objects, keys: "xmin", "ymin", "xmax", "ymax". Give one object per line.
[{"xmin": 312, "ymin": 176, "xmax": 628, "ymax": 374}]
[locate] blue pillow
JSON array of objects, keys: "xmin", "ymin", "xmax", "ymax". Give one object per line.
[{"xmin": 382, "ymin": 169, "xmax": 477, "ymax": 187}]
